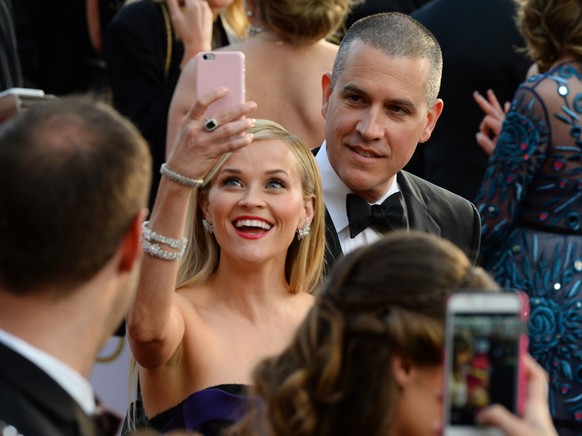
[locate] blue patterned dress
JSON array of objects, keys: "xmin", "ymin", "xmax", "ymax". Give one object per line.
[{"xmin": 475, "ymin": 61, "xmax": 582, "ymax": 432}]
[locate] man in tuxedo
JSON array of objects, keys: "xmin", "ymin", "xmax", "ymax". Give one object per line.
[
  {"xmin": 0, "ymin": 97, "xmax": 151, "ymax": 435},
  {"xmin": 317, "ymin": 12, "xmax": 480, "ymax": 269}
]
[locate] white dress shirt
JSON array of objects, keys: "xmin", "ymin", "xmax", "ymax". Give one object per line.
[
  {"xmin": 0, "ymin": 328, "xmax": 96, "ymax": 415},
  {"xmin": 316, "ymin": 141, "xmax": 406, "ymax": 255}
]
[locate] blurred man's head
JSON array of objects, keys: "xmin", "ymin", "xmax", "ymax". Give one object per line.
[{"xmin": 0, "ymin": 97, "xmax": 151, "ymax": 336}]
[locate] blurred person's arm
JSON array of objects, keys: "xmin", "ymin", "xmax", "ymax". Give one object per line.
[
  {"xmin": 86, "ymin": 0, "xmax": 103, "ymax": 55},
  {"xmin": 164, "ymin": 0, "xmax": 212, "ymax": 68}
]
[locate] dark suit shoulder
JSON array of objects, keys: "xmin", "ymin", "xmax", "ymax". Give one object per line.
[
  {"xmin": 399, "ymin": 170, "xmax": 476, "ymax": 212},
  {"xmin": 398, "ymin": 171, "xmax": 481, "ymax": 264},
  {"xmin": 0, "ymin": 344, "xmax": 98, "ymax": 436},
  {"xmin": 0, "ymin": 381, "xmax": 67, "ymax": 436}
]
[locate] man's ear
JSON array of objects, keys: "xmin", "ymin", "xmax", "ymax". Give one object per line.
[
  {"xmin": 119, "ymin": 208, "xmax": 148, "ymax": 273},
  {"xmin": 321, "ymin": 72, "xmax": 333, "ymax": 120},
  {"xmin": 419, "ymin": 98, "xmax": 444, "ymax": 143},
  {"xmin": 392, "ymin": 353, "xmax": 415, "ymax": 388}
]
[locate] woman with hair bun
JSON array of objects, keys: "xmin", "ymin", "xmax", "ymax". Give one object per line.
[{"xmin": 232, "ymin": 231, "xmax": 557, "ymax": 435}]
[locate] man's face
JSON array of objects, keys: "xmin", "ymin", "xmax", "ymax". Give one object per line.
[{"xmin": 321, "ymin": 40, "xmax": 443, "ymax": 203}]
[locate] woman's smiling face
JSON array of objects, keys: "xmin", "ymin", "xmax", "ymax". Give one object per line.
[{"xmin": 201, "ymin": 138, "xmax": 313, "ymax": 266}]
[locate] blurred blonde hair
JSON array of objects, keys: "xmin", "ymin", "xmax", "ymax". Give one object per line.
[
  {"xmin": 127, "ymin": 0, "xmax": 249, "ymax": 40},
  {"xmin": 222, "ymin": 0, "xmax": 248, "ymax": 40}
]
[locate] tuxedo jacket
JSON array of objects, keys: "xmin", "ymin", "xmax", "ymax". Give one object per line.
[
  {"xmin": 0, "ymin": 342, "xmax": 103, "ymax": 436},
  {"xmin": 324, "ymin": 170, "xmax": 481, "ymax": 272}
]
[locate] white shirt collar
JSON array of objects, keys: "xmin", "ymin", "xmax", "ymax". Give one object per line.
[
  {"xmin": 316, "ymin": 141, "xmax": 401, "ymax": 233},
  {"xmin": 0, "ymin": 328, "xmax": 96, "ymax": 414}
]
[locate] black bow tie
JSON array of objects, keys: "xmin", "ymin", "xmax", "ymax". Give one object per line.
[{"xmin": 346, "ymin": 192, "xmax": 406, "ymax": 238}]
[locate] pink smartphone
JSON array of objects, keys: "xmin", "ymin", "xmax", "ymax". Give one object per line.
[
  {"xmin": 442, "ymin": 290, "xmax": 529, "ymax": 436},
  {"xmin": 195, "ymin": 51, "xmax": 245, "ymax": 118}
]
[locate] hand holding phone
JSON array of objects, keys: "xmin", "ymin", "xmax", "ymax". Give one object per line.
[
  {"xmin": 443, "ymin": 291, "xmax": 529, "ymax": 436},
  {"xmin": 192, "ymin": 51, "xmax": 247, "ymax": 184},
  {"xmin": 475, "ymin": 355, "xmax": 557, "ymax": 436}
]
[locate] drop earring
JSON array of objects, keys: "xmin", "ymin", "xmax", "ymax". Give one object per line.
[
  {"xmin": 296, "ymin": 222, "xmax": 310, "ymax": 241},
  {"xmin": 202, "ymin": 219, "xmax": 214, "ymax": 234}
]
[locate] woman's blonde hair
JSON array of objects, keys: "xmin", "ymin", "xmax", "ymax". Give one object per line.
[
  {"xmin": 234, "ymin": 231, "xmax": 499, "ymax": 435},
  {"xmin": 222, "ymin": 0, "xmax": 248, "ymax": 40},
  {"xmin": 514, "ymin": 0, "xmax": 582, "ymax": 72},
  {"xmin": 130, "ymin": 0, "xmax": 249, "ymax": 40},
  {"xmin": 177, "ymin": 119, "xmax": 325, "ymax": 295}
]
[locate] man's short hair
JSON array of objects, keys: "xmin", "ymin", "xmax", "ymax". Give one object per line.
[
  {"xmin": 0, "ymin": 97, "xmax": 152, "ymax": 294},
  {"xmin": 333, "ymin": 12, "xmax": 443, "ymax": 105}
]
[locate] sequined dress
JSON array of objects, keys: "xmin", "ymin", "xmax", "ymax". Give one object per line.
[{"xmin": 475, "ymin": 61, "xmax": 582, "ymax": 430}]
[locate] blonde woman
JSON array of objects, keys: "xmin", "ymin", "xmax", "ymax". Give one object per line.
[{"xmin": 127, "ymin": 87, "xmax": 325, "ymax": 433}]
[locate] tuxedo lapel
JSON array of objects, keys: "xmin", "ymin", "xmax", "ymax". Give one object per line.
[
  {"xmin": 315, "ymin": 144, "xmax": 344, "ymax": 274},
  {"xmin": 324, "ymin": 206, "xmax": 343, "ymax": 275},
  {"xmin": 397, "ymin": 172, "xmax": 441, "ymax": 236}
]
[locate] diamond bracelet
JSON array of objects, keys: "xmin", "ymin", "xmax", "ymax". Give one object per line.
[
  {"xmin": 142, "ymin": 240, "xmax": 185, "ymax": 261},
  {"xmin": 160, "ymin": 163, "xmax": 204, "ymax": 189},
  {"xmin": 142, "ymin": 221, "xmax": 187, "ymax": 250}
]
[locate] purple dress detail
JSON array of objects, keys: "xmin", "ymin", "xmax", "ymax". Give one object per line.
[{"xmin": 148, "ymin": 384, "xmax": 249, "ymax": 434}]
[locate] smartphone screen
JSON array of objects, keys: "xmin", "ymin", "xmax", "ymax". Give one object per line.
[
  {"xmin": 443, "ymin": 292, "xmax": 528, "ymax": 436},
  {"xmin": 449, "ymin": 313, "xmax": 521, "ymax": 423}
]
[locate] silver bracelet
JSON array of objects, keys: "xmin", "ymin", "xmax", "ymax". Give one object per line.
[
  {"xmin": 142, "ymin": 221, "xmax": 187, "ymax": 250},
  {"xmin": 142, "ymin": 239, "xmax": 185, "ymax": 261},
  {"xmin": 160, "ymin": 163, "xmax": 204, "ymax": 189}
]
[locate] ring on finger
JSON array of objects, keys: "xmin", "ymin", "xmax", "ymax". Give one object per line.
[{"xmin": 203, "ymin": 118, "xmax": 219, "ymax": 132}]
